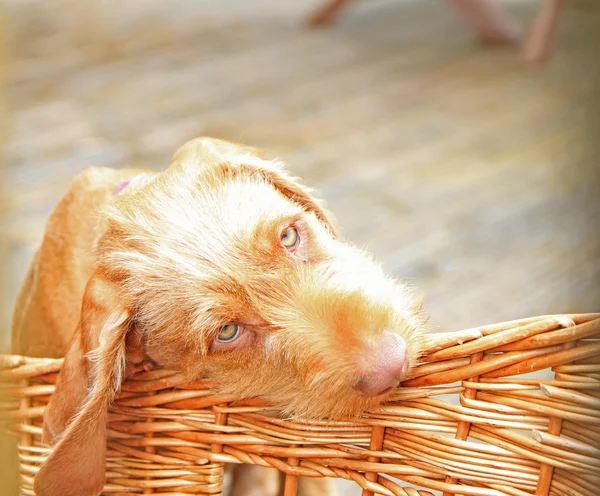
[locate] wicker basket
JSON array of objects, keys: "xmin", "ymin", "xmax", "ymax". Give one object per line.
[{"xmin": 1, "ymin": 313, "xmax": 599, "ymax": 496}]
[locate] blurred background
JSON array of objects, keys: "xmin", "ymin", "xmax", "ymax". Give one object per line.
[{"xmin": 1, "ymin": 0, "xmax": 599, "ymax": 494}]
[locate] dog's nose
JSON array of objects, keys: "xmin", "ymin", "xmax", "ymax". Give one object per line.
[{"xmin": 355, "ymin": 332, "xmax": 409, "ymax": 396}]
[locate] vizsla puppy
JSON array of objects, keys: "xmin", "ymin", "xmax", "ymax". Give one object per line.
[{"xmin": 12, "ymin": 137, "xmax": 427, "ymax": 496}]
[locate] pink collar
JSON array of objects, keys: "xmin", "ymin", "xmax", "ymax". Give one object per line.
[{"xmin": 114, "ymin": 178, "xmax": 132, "ymax": 195}]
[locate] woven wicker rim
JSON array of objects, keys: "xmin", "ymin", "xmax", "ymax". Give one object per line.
[{"xmin": 1, "ymin": 313, "xmax": 599, "ymax": 496}]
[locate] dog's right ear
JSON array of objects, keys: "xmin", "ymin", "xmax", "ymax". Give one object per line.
[{"xmin": 35, "ymin": 274, "xmax": 134, "ymax": 496}]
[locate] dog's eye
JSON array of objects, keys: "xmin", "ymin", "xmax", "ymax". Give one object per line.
[
  {"xmin": 218, "ymin": 324, "xmax": 240, "ymax": 342},
  {"xmin": 281, "ymin": 228, "xmax": 299, "ymax": 248}
]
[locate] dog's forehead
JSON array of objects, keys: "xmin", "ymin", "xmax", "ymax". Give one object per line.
[
  {"xmin": 117, "ymin": 173, "xmax": 302, "ymax": 270},
  {"xmin": 192, "ymin": 179, "xmax": 304, "ymax": 274},
  {"xmin": 105, "ymin": 165, "xmax": 318, "ymax": 295},
  {"xmin": 127, "ymin": 168, "xmax": 304, "ymax": 234},
  {"xmin": 209, "ymin": 177, "xmax": 301, "ymax": 224}
]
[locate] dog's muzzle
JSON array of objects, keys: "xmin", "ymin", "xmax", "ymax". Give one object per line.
[{"xmin": 354, "ymin": 332, "xmax": 409, "ymax": 396}]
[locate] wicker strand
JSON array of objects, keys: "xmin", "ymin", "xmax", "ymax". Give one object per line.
[
  {"xmin": 442, "ymin": 351, "xmax": 483, "ymax": 496},
  {"xmin": 362, "ymin": 424, "xmax": 386, "ymax": 496},
  {"xmin": 283, "ymin": 456, "xmax": 299, "ymax": 496}
]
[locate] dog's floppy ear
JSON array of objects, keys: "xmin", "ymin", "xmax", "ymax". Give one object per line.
[
  {"xmin": 35, "ymin": 274, "xmax": 133, "ymax": 496},
  {"xmin": 172, "ymin": 137, "xmax": 340, "ymax": 236}
]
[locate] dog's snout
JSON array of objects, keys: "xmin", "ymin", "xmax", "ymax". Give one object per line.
[{"xmin": 355, "ymin": 332, "xmax": 409, "ymax": 397}]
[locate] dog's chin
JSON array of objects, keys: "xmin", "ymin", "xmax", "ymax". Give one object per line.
[
  {"xmin": 204, "ymin": 366, "xmax": 400, "ymax": 420},
  {"xmin": 268, "ymin": 385, "xmax": 398, "ymax": 421},
  {"xmin": 371, "ymin": 386, "xmax": 393, "ymax": 396}
]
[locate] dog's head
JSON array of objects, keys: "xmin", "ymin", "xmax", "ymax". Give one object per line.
[{"xmin": 35, "ymin": 137, "xmax": 427, "ymax": 496}]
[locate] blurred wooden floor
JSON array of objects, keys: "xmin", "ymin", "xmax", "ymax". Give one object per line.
[{"xmin": 2, "ymin": 0, "xmax": 599, "ymax": 346}]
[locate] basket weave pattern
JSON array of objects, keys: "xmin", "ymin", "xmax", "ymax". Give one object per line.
[{"xmin": 1, "ymin": 314, "xmax": 599, "ymax": 496}]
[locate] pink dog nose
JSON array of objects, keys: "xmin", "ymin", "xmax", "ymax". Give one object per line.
[{"xmin": 355, "ymin": 332, "xmax": 409, "ymax": 396}]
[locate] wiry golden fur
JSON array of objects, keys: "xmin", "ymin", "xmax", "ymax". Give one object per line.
[{"xmin": 12, "ymin": 137, "xmax": 427, "ymax": 496}]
